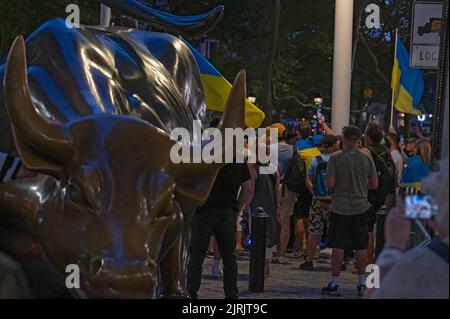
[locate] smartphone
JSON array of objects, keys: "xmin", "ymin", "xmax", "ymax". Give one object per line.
[{"xmin": 404, "ymin": 194, "xmax": 438, "ymax": 220}]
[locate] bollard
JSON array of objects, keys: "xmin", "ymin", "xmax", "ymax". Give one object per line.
[
  {"xmin": 249, "ymin": 207, "xmax": 268, "ymax": 292},
  {"xmin": 375, "ymin": 205, "xmax": 389, "ymax": 258}
]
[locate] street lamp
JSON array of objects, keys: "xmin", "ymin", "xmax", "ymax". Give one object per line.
[{"xmin": 314, "ymin": 97, "xmax": 323, "ymax": 107}]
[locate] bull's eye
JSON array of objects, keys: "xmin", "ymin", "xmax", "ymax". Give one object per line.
[
  {"xmin": 67, "ymin": 183, "xmax": 85, "ymax": 206},
  {"xmin": 66, "ymin": 182, "xmax": 96, "ymax": 212}
]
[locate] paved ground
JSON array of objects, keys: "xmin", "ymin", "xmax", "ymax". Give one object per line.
[{"xmin": 198, "ymin": 249, "xmax": 360, "ymax": 299}]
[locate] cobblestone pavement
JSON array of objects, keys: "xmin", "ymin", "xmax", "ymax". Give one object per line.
[{"xmin": 198, "ymin": 250, "xmax": 360, "ymax": 299}]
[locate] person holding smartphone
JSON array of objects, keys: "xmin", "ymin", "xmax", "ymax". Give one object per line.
[{"xmin": 367, "ymin": 159, "xmax": 449, "ymax": 299}]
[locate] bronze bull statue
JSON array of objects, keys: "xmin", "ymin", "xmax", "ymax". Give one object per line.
[{"xmin": 0, "ymin": 1, "xmax": 246, "ymax": 298}]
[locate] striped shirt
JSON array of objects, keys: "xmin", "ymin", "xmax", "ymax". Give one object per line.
[{"xmin": 0, "ymin": 152, "xmax": 21, "ymax": 182}]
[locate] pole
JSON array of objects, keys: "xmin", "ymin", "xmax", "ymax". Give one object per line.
[
  {"xmin": 431, "ymin": 1, "xmax": 449, "ymax": 168},
  {"xmin": 100, "ymin": 4, "xmax": 111, "ymax": 27},
  {"xmin": 331, "ymin": 0, "xmax": 354, "ymax": 133},
  {"xmin": 248, "ymin": 208, "xmax": 268, "ymax": 293},
  {"xmin": 390, "ymin": 28, "xmax": 399, "ymax": 128}
]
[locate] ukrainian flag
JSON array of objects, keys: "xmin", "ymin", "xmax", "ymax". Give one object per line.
[
  {"xmin": 182, "ymin": 39, "xmax": 265, "ymax": 128},
  {"xmin": 391, "ymin": 37, "xmax": 425, "ymax": 115}
]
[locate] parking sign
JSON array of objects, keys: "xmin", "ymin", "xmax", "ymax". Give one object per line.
[{"xmin": 411, "ymin": 2, "xmax": 444, "ymax": 69}]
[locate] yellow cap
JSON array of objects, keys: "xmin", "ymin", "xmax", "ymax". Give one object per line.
[{"xmin": 269, "ymin": 123, "xmax": 286, "ymax": 137}]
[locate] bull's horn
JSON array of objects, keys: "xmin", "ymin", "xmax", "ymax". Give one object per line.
[
  {"xmin": 4, "ymin": 36, "xmax": 70, "ymax": 162},
  {"xmin": 219, "ymin": 70, "xmax": 246, "ymax": 133},
  {"xmin": 99, "ymin": 0, "xmax": 224, "ymax": 36}
]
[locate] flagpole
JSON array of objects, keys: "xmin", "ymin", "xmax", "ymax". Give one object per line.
[{"xmin": 390, "ymin": 28, "xmax": 399, "ymax": 129}]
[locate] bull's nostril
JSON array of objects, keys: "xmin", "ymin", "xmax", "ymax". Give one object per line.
[{"xmin": 90, "ymin": 257, "xmax": 104, "ymax": 277}]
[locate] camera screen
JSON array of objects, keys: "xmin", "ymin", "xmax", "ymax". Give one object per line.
[{"xmin": 404, "ymin": 195, "xmax": 439, "ymax": 220}]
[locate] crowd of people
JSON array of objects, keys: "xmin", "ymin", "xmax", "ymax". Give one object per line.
[
  {"xmin": 0, "ymin": 115, "xmax": 448, "ymax": 299},
  {"xmin": 185, "ymin": 115, "xmax": 448, "ymax": 299}
]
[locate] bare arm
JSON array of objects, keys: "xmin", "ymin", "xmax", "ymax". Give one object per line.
[
  {"xmin": 318, "ymin": 116, "xmax": 335, "ymax": 136},
  {"xmin": 275, "ymin": 171, "xmax": 282, "ymax": 222},
  {"xmin": 237, "ymin": 179, "xmax": 253, "ymax": 212},
  {"xmin": 247, "ymin": 163, "xmax": 257, "ymax": 204},
  {"xmin": 306, "ymin": 175, "xmax": 314, "ymax": 194},
  {"xmin": 326, "ymin": 175, "xmax": 336, "ymax": 189},
  {"xmin": 367, "ymin": 175, "xmax": 378, "ymax": 190},
  {"xmin": 275, "ymin": 171, "xmax": 281, "ymax": 210}
]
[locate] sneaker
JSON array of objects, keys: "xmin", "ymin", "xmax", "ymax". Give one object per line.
[
  {"xmin": 357, "ymin": 284, "xmax": 365, "ymax": 297},
  {"xmin": 321, "ymin": 282, "xmax": 341, "ymax": 296},
  {"xmin": 340, "ymin": 262, "xmax": 347, "ymax": 271},
  {"xmin": 211, "ymin": 263, "xmax": 222, "ymax": 278},
  {"xmin": 299, "ymin": 261, "xmax": 314, "ymax": 271},
  {"xmin": 277, "ymin": 256, "xmax": 290, "ymax": 264}
]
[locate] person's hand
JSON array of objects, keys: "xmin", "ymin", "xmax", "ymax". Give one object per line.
[
  {"xmin": 318, "ymin": 115, "xmax": 326, "ymax": 127},
  {"xmin": 389, "ymin": 125, "xmax": 396, "ymax": 134},
  {"xmin": 385, "ymin": 193, "xmax": 411, "ymax": 250},
  {"xmin": 427, "ymin": 219, "xmax": 448, "ymax": 238}
]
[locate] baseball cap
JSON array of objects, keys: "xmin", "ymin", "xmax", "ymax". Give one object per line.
[
  {"xmin": 312, "ymin": 134, "xmax": 324, "ymax": 146},
  {"xmin": 343, "ymin": 125, "xmax": 361, "ymax": 140},
  {"xmin": 269, "ymin": 123, "xmax": 286, "ymax": 138},
  {"xmin": 405, "ymin": 137, "xmax": 418, "ymax": 144},
  {"xmin": 320, "ymin": 135, "xmax": 340, "ymax": 148}
]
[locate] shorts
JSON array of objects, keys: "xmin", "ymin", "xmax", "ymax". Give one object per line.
[
  {"xmin": 279, "ymin": 185, "xmax": 296, "ymax": 217},
  {"xmin": 308, "ymin": 198, "xmax": 332, "ymax": 235},
  {"xmin": 329, "ymin": 212, "xmax": 368, "ymax": 251},
  {"xmin": 293, "ymin": 191, "xmax": 312, "ymax": 219}
]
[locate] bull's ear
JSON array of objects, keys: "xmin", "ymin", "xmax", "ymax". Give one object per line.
[
  {"xmin": 12, "ymin": 130, "xmax": 64, "ymax": 177},
  {"xmin": 173, "ymin": 169, "xmax": 220, "ymax": 208},
  {"xmin": 170, "ymin": 70, "xmax": 246, "ymax": 207}
]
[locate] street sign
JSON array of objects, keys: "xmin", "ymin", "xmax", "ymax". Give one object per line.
[
  {"xmin": 411, "ymin": 45, "xmax": 440, "ymax": 68},
  {"xmin": 411, "ymin": 1, "xmax": 444, "ymax": 69}
]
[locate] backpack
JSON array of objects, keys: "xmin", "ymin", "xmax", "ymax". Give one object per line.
[
  {"xmin": 369, "ymin": 146, "xmax": 397, "ymax": 195},
  {"xmin": 281, "ymin": 153, "xmax": 306, "ymax": 194},
  {"xmin": 313, "ymin": 155, "xmax": 333, "ymax": 197}
]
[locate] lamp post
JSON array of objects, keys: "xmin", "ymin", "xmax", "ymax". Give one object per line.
[{"xmin": 331, "ymin": 0, "xmax": 354, "ymax": 133}]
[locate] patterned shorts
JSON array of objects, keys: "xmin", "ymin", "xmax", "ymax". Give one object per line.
[
  {"xmin": 308, "ymin": 198, "xmax": 332, "ymax": 235},
  {"xmin": 279, "ymin": 185, "xmax": 296, "ymax": 217}
]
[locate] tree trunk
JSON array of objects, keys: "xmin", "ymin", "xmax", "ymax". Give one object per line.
[
  {"xmin": 261, "ymin": 0, "xmax": 281, "ymax": 126},
  {"xmin": 352, "ymin": 0, "xmax": 371, "ymax": 73}
]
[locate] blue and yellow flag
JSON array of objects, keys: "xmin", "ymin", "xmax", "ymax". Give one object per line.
[
  {"xmin": 391, "ymin": 38, "xmax": 425, "ymax": 115},
  {"xmin": 182, "ymin": 40, "xmax": 265, "ymax": 128}
]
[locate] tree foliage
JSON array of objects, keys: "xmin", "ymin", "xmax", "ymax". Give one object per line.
[{"xmin": 0, "ymin": 0, "xmax": 418, "ymax": 124}]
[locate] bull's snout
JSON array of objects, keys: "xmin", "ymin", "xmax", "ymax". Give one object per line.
[{"xmin": 88, "ymin": 255, "xmax": 156, "ymax": 293}]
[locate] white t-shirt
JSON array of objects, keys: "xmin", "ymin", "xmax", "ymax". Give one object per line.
[{"xmin": 390, "ymin": 149, "xmax": 403, "ymax": 184}]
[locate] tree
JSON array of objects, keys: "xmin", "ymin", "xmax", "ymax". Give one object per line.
[
  {"xmin": 0, "ymin": 0, "xmax": 99, "ymax": 59},
  {"xmin": 261, "ymin": 0, "xmax": 281, "ymax": 125}
]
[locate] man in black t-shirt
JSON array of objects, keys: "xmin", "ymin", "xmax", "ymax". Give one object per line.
[{"xmin": 187, "ymin": 162, "xmax": 252, "ymax": 299}]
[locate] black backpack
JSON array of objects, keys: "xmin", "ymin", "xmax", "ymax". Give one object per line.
[
  {"xmin": 281, "ymin": 153, "xmax": 307, "ymax": 194},
  {"xmin": 369, "ymin": 146, "xmax": 397, "ymax": 195}
]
